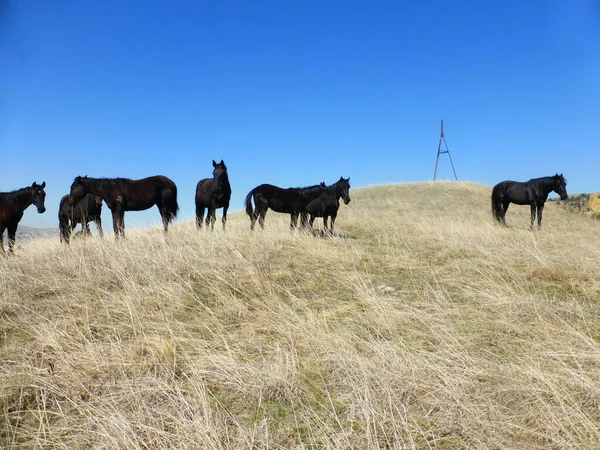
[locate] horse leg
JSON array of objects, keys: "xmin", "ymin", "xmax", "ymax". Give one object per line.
[
  {"xmin": 530, "ymin": 204, "xmax": 536, "ymax": 230},
  {"xmin": 196, "ymin": 205, "xmax": 205, "ymax": 230},
  {"xmin": 7, "ymin": 223, "xmax": 17, "ymax": 253},
  {"xmin": 95, "ymin": 218, "xmax": 104, "ymax": 238},
  {"xmin": 537, "ymin": 204, "xmax": 544, "ymax": 230},
  {"xmin": 330, "ymin": 212, "xmax": 337, "ymax": 233},
  {"xmin": 59, "ymin": 216, "xmax": 70, "ymax": 244},
  {"xmin": 0, "ymin": 226, "xmax": 5, "ymax": 253},
  {"xmin": 208, "ymin": 207, "xmax": 216, "ymax": 231},
  {"xmin": 300, "ymin": 212, "xmax": 309, "ymax": 229},
  {"xmin": 258, "ymin": 209, "xmax": 266, "ymax": 229},
  {"xmin": 309, "ymin": 215, "xmax": 315, "ymax": 228},
  {"xmin": 119, "ymin": 212, "xmax": 126, "ymax": 238},
  {"xmin": 112, "ymin": 210, "xmax": 125, "ymax": 239},
  {"xmin": 290, "ymin": 212, "xmax": 300, "ymax": 229},
  {"xmin": 222, "ymin": 205, "xmax": 228, "ymax": 231}
]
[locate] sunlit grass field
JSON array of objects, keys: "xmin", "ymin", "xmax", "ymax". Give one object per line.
[{"xmin": 2, "ymin": 181, "xmax": 600, "ymax": 449}]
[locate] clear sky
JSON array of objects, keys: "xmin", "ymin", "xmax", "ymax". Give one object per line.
[{"xmin": 2, "ymin": 0, "xmax": 599, "ymax": 229}]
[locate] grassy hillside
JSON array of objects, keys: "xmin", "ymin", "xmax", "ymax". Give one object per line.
[{"xmin": 2, "ymin": 181, "xmax": 600, "ymax": 449}]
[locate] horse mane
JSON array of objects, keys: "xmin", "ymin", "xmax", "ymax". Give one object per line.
[
  {"xmin": 0, "ymin": 187, "xmax": 32, "ymax": 206},
  {"xmin": 526, "ymin": 175, "xmax": 565, "ymax": 184},
  {"xmin": 296, "ymin": 184, "xmax": 322, "ymax": 195}
]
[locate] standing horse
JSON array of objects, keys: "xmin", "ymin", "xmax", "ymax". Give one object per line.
[
  {"xmin": 304, "ymin": 177, "xmax": 351, "ymax": 232},
  {"xmin": 69, "ymin": 175, "xmax": 179, "ymax": 238},
  {"xmin": 195, "ymin": 160, "xmax": 232, "ymax": 230},
  {"xmin": 491, "ymin": 173, "xmax": 568, "ymax": 229},
  {"xmin": 244, "ymin": 182, "xmax": 325, "ymax": 230},
  {"xmin": 0, "ymin": 181, "xmax": 46, "ymax": 253},
  {"xmin": 59, "ymin": 193, "xmax": 103, "ymax": 244}
]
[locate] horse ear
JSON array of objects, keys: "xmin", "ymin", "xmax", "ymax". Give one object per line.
[
  {"xmin": 212, "ymin": 160, "xmax": 217, "ymax": 167},
  {"xmin": 41, "ymin": 181, "xmax": 46, "ymax": 188},
  {"xmin": 32, "ymin": 182, "xmax": 38, "ymax": 188},
  {"xmin": 220, "ymin": 159, "xmax": 224, "ymax": 165}
]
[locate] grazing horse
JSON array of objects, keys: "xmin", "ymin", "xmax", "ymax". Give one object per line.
[
  {"xmin": 69, "ymin": 175, "xmax": 179, "ymax": 238},
  {"xmin": 304, "ymin": 177, "xmax": 351, "ymax": 232},
  {"xmin": 491, "ymin": 173, "xmax": 568, "ymax": 229},
  {"xmin": 244, "ymin": 182, "xmax": 325, "ymax": 230},
  {"xmin": 59, "ymin": 193, "xmax": 103, "ymax": 244},
  {"xmin": 195, "ymin": 160, "xmax": 232, "ymax": 230},
  {"xmin": 0, "ymin": 181, "xmax": 46, "ymax": 253}
]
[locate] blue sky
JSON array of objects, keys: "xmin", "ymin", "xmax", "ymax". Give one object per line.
[{"xmin": 2, "ymin": 0, "xmax": 599, "ymax": 229}]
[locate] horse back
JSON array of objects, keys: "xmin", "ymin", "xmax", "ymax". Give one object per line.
[
  {"xmin": 251, "ymin": 184, "xmax": 303, "ymax": 213},
  {"xmin": 492, "ymin": 180, "xmax": 536, "ymax": 205}
]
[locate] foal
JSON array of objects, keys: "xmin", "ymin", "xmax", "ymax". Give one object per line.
[{"xmin": 304, "ymin": 177, "xmax": 351, "ymax": 233}]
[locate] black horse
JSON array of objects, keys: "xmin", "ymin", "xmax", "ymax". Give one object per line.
[
  {"xmin": 195, "ymin": 160, "xmax": 232, "ymax": 230},
  {"xmin": 244, "ymin": 182, "xmax": 326, "ymax": 230},
  {"xmin": 0, "ymin": 181, "xmax": 46, "ymax": 253},
  {"xmin": 304, "ymin": 177, "xmax": 351, "ymax": 232},
  {"xmin": 69, "ymin": 175, "xmax": 179, "ymax": 238},
  {"xmin": 491, "ymin": 173, "xmax": 568, "ymax": 229},
  {"xmin": 59, "ymin": 193, "xmax": 103, "ymax": 244}
]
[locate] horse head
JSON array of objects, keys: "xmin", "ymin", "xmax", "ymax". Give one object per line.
[
  {"xmin": 69, "ymin": 176, "xmax": 89, "ymax": 205},
  {"xmin": 212, "ymin": 160, "xmax": 229, "ymax": 193},
  {"xmin": 338, "ymin": 176, "xmax": 351, "ymax": 204},
  {"xmin": 553, "ymin": 173, "xmax": 568, "ymax": 200},
  {"xmin": 31, "ymin": 181, "xmax": 47, "ymax": 213}
]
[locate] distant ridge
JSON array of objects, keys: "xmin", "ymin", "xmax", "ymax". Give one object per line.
[
  {"xmin": 16, "ymin": 226, "xmax": 60, "ymax": 241},
  {"xmin": 549, "ymin": 192, "xmax": 600, "ymax": 217}
]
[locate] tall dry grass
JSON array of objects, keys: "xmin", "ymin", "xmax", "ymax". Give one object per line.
[{"xmin": 1, "ymin": 181, "xmax": 600, "ymax": 449}]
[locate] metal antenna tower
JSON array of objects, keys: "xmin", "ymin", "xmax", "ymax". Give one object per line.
[{"xmin": 433, "ymin": 119, "xmax": 458, "ymax": 181}]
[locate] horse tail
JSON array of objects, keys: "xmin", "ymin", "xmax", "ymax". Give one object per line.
[
  {"xmin": 244, "ymin": 188, "xmax": 255, "ymax": 218},
  {"xmin": 491, "ymin": 186, "xmax": 501, "ymax": 222},
  {"xmin": 165, "ymin": 182, "xmax": 179, "ymax": 223}
]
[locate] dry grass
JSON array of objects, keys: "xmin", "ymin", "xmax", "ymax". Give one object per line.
[{"xmin": 2, "ymin": 181, "xmax": 600, "ymax": 449}]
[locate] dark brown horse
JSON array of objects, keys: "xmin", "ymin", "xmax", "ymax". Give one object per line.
[
  {"xmin": 244, "ymin": 182, "xmax": 325, "ymax": 230},
  {"xmin": 69, "ymin": 175, "xmax": 178, "ymax": 238},
  {"xmin": 195, "ymin": 160, "xmax": 232, "ymax": 230},
  {"xmin": 0, "ymin": 181, "xmax": 47, "ymax": 253},
  {"xmin": 304, "ymin": 177, "xmax": 351, "ymax": 232},
  {"xmin": 491, "ymin": 173, "xmax": 568, "ymax": 229},
  {"xmin": 59, "ymin": 193, "xmax": 103, "ymax": 244}
]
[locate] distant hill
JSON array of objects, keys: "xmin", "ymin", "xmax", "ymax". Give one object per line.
[
  {"xmin": 16, "ymin": 226, "xmax": 60, "ymax": 241},
  {"xmin": 548, "ymin": 192, "xmax": 600, "ymax": 218}
]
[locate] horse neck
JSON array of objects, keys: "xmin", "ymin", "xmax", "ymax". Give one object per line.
[
  {"xmin": 213, "ymin": 173, "xmax": 231, "ymax": 194},
  {"xmin": 2, "ymin": 188, "xmax": 33, "ymax": 211},
  {"xmin": 537, "ymin": 177, "xmax": 556, "ymax": 195},
  {"xmin": 331, "ymin": 182, "xmax": 343, "ymax": 200},
  {"xmin": 82, "ymin": 178, "xmax": 110, "ymax": 197}
]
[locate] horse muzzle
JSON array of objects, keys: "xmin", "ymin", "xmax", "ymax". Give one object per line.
[
  {"xmin": 560, "ymin": 194, "xmax": 568, "ymax": 200},
  {"xmin": 37, "ymin": 206, "xmax": 46, "ymax": 213},
  {"xmin": 344, "ymin": 198, "xmax": 351, "ymax": 205}
]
